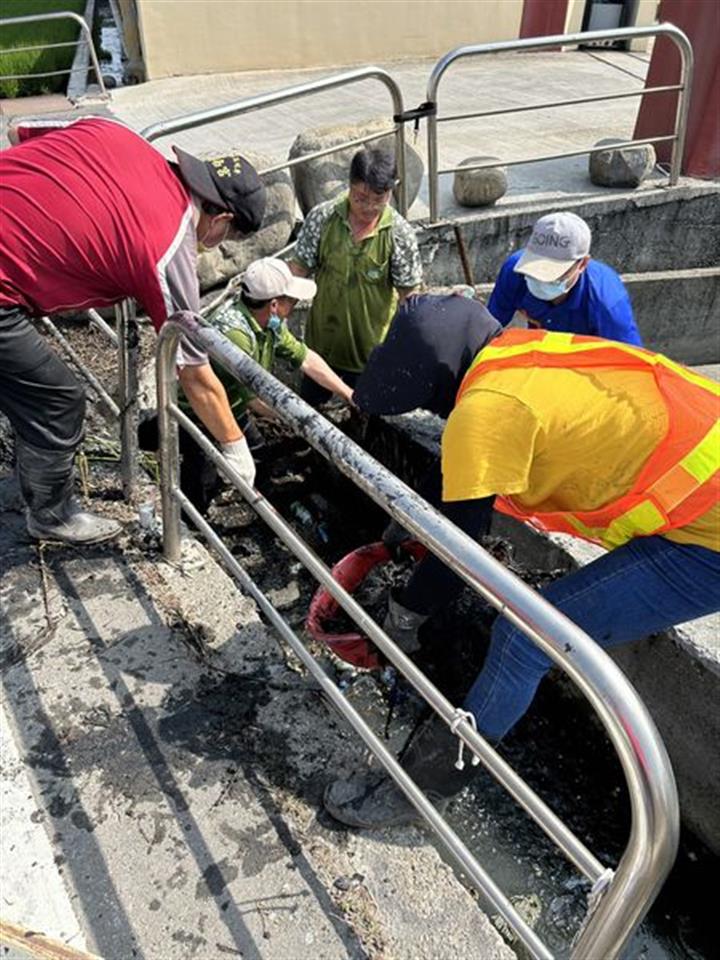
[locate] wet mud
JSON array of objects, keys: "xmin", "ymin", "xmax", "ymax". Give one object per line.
[{"xmin": 4, "ymin": 369, "xmax": 713, "ymax": 959}]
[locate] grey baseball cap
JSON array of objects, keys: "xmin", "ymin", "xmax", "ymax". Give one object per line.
[{"xmin": 514, "ymin": 212, "xmax": 592, "ymax": 282}]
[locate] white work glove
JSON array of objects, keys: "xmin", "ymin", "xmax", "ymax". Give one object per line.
[{"xmin": 221, "ymin": 437, "xmax": 256, "ymax": 488}]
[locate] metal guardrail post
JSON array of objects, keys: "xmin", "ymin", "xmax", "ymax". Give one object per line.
[
  {"xmin": 156, "ymin": 335, "xmax": 182, "ymax": 563},
  {"xmin": 0, "ymin": 12, "xmax": 109, "ymax": 98},
  {"xmin": 667, "ymin": 29, "xmax": 694, "ymax": 184},
  {"xmin": 116, "ymin": 299, "xmax": 139, "ymax": 499},
  {"xmin": 156, "ymin": 314, "xmax": 679, "ymax": 960},
  {"xmin": 140, "ymin": 67, "xmax": 409, "ymax": 218},
  {"xmin": 425, "ymin": 23, "xmax": 694, "ymax": 221}
]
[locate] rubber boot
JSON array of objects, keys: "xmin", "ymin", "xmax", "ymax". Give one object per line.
[
  {"xmin": 16, "ymin": 439, "xmax": 121, "ymax": 545},
  {"xmin": 383, "ymin": 594, "xmax": 429, "ymax": 654},
  {"xmin": 324, "ymin": 713, "xmax": 477, "ymax": 829}
]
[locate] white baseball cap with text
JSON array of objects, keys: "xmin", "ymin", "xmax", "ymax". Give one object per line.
[{"xmin": 514, "ymin": 212, "xmax": 592, "ymax": 282}]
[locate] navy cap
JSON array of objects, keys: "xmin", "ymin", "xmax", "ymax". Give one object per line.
[{"xmin": 172, "ymin": 146, "xmax": 266, "ymax": 235}]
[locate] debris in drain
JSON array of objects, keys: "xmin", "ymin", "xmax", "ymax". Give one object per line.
[
  {"xmin": 334, "ymin": 872, "xmax": 365, "ymax": 892},
  {"xmin": 290, "ymin": 498, "xmax": 330, "ymax": 544}
]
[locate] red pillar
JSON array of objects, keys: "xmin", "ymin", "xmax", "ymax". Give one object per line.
[
  {"xmin": 634, "ymin": 0, "xmax": 720, "ymax": 178},
  {"xmin": 519, "ymin": 0, "xmax": 569, "ymax": 39}
]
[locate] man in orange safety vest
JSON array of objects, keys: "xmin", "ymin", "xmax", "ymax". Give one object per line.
[{"xmin": 325, "ymin": 329, "xmax": 720, "ymax": 828}]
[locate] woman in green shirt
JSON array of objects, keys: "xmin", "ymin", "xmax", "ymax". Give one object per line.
[{"xmin": 290, "ymin": 148, "xmax": 423, "ymax": 404}]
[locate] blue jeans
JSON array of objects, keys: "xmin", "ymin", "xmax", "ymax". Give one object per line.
[{"xmin": 464, "ymin": 536, "xmax": 720, "ymax": 741}]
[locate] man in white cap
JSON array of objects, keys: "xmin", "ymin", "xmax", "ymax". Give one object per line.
[
  {"xmin": 204, "ymin": 258, "xmax": 355, "ymax": 435},
  {"xmin": 487, "ymin": 211, "xmax": 641, "ymax": 345},
  {"xmin": 141, "ymin": 257, "xmax": 355, "ymax": 508}
]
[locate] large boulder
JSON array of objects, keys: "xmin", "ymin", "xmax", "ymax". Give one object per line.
[
  {"xmin": 288, "ymin": 118, "xmax": 424, "ymax": 216},
  {"xmin": 453, "ymin": 156, "xmax": 508, "ymax": 207},
  {"xmin": 196, "ymin": 149, "xmax": 295, "ymax": 291},
  {"xmin": 589, "ymin": 138, "xmax": 656, "ymax": 188}
]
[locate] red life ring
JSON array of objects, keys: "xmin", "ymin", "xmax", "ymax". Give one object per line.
[{"xmin": 306, "ymin": 540, "xmax": 427, "ymax": 670}]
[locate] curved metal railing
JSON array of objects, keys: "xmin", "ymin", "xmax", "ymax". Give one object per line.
[
  {"xmin": 0, "ymin": 12, "xmax": 108, "ymax": 99},
  {"xmin": 425, "ymin": 23, "xmax": 694, "ymax": 220},
  {"xmin": 156, "ymin": 314, "xmax": 680, "ymax": 960},
  {"xmin": 140, "ymin": 66, "xmax": 409, "ymax": 216},
  {"xmin": 10, "ymin": 50, "xmax": 682, "ymax": 951}
]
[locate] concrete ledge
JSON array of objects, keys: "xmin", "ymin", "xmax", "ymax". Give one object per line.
[
  {"xmin": 619, "ymin": 268, "xmax": 720, "ymax": 363},
  {"xmin": 469, "ymin": 266, "xmax": 720, "ymax": 366},
  {"xmin": 417, "ymin": 183, "xmax": 720, "ymax": 284}
]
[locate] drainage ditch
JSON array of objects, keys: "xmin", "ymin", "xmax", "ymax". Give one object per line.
[
  {"xmin": 190, "ymin": 410, "xmax": 716, "ymax": 960},
  {"xmin": 19, "ymin": 303, "xmax": 714, "ymax": 958}
]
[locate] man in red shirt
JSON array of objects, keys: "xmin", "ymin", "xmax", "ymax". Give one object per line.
[{"xmin": 0, "ymin": 118, "xmax": 265, "ymax": 543}]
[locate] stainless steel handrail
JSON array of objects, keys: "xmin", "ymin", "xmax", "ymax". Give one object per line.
[
  {"xmin": 426, "ymin": 23, "xmax": 694, "ymax": 221},
  {"xmin": 129, "ymin": 67, "xmax": 410, "ymax": 493},
  {"xmin": 140, "ymin": 66, "xmax": 409, "ymax": 216},
  {"xmin": 115, "ymin": 301, "xmax": 139, "ymax": 499},
  {"xmin": 170, "ymin": 401, "xmax": 604, "ymax": 888},
  {"xmin": 20, "ymin": 67, "xmax": 410, "ymax": 503},
  {"xmin": 0, "ymin": 12, "xmax": 108, "ymax": 97},
  {"xmin": 0, "ymin": 38, "xmax": 83, "ymax": 55},
  {"xmin": 156, "ymin": 314, "xmax": 680, "ymax": 960}
]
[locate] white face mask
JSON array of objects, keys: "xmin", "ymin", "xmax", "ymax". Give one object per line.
[
  {"xmin": 526, "ymin": 275, "xmax": 569, "ymax": 301},
  {"xmin": 526, "ymin": 262, "xmax": 582, "ymax": 302}
]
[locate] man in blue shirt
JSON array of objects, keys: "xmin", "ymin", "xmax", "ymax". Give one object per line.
[{"xmin": 487, "ymin": 211, "xmax": 642, "ymax": 345}]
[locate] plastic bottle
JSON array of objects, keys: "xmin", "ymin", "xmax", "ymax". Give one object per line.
[
  {"xmin": 138, "ymin": 501, "xmax": 157, "ymax": 532},
  {"xmin": 290, "ymin": 500, "xmax": 314, "ymax": 528}
]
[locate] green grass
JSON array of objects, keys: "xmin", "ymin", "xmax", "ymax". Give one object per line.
[{"xmin": 0, "ymin": 0, "xmax": 87, "ymax": 98}]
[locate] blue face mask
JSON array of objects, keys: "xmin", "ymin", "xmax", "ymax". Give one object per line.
[
  {"xmin": 526, "ymin": 275, "xmax": 570, "ymax": 302},
  {"xmin": 267, "ymin": 313, "xmax": 282, "ymax": 334}
]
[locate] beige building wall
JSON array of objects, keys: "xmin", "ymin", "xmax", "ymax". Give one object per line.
[{"xmin": 135, "ymin": 0, "xmax": 525, "ymax": 79}]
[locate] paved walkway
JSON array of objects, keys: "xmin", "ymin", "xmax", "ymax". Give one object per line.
[
  {"xmin": 2, "ymin": 48, "xmax": 661, "ymax": 219},
  {"xmin": 0, "ymin": 465, "xmax": 513, "ymax": 960}
]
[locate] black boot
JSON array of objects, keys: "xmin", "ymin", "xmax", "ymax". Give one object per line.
[
  {"xmin": 324, "ymin": 714, "xmax": 478, "ymax": 829},
  {"xmin": 17, "ymin": 439, "xmax": 121, "ymax": 545}
]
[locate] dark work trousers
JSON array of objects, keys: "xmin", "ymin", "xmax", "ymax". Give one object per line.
[
  {"xmin": 138, "ymin": 410, "xmax": 266, "ymax": 513},
  {"xmin": 398, "ymin": 459, "xmax": 495, "ymax": 616},
  {"xmin": 300, "ymin": 368, "xmax": 359, "ymax": 406},
  {"xmin": 0, "ymin": 306, "xmax": 85, "ymax": 451}
]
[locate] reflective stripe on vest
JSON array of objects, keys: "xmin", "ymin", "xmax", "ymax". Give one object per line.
[{"xmin": 456, "ymin": 330, "xmax": 720, "ymax": 549}]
